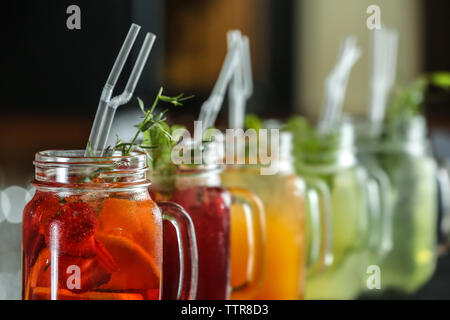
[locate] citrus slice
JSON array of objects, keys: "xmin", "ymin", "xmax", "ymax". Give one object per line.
[
  {"xmin": 98, "ymin": 198, "xmax": 161, "ymax": 247},
  {"xmin": 96, "ymin": 234, "xmax": 160, "ymax": 290},
  {"xmin": 25, "ymin": 247, "xmax": 113, "ymax": 294},
  {"xmin": 32, "ymin": 287, "xmax": 143, "ymax": 300},
  {"xmin": 26, "ymin": 248, "xmax": 51, "ymax": 291},
  {"xmin": 24, "ymin": 248, "xmax": 49, "ymax": 299}
]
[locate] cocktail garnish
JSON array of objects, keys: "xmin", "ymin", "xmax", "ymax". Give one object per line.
[
  {"xmin": 244, "ymin": 113, "xmax": 262, "ymax": 131},
  {"xmin": 82, "ymin": 88, "xmax": 193, "ymax": 184},
  {"xmin": 45, "ymin": 201, "xmax": 98, "ymax": 256},
  {"xmin": 386, "ymin": 72, "xmax": 450, "ymax": 122},
  {"xmin": 108, "ymin": 87, "xmax": 193, "ymax": 157}
]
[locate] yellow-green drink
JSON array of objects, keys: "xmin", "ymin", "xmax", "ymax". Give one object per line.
[{"xmin": 287, "ymin": 118, "xmax": 376, "ymax": 299}]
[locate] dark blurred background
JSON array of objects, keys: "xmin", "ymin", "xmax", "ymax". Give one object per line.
[
  {"xmin": 0, "ymin": 0, "xmax": 297, "ymax": 184},
  {"xmin": 1, "ymin": 0, "xmax": 449, "ymax": 184},
  {"xmin": 0, "ymin": 0, "xmax": 449, "ymax": 298}
]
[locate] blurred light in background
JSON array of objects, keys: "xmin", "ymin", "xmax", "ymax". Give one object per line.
[
  {"xmin": 295, "ymin": 0, "xmax": 423, "ymax": 119},
  {"xmin": 0, "ymin": 185, "xmax": 34, "ymax": 300}
]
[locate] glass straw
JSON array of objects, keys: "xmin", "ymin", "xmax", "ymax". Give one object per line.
[
  {"xmin": 198, "ymin": 34, "xmax": 242, "ymax": 134},
  {"xmin": 317, "ymin": 36, "xmax": 361, "ymax": 134},
  {"xmin": 85, "ymin": 24, "xmax": 156, "ymax": 156},
  {"xmin": 86, "ymin": 24, "xmax": 140, "ymax": 156},
  {"xmin": 368, "ymin": 27, "xmax": 398, "ymax": 128},
  {"xmin": 228, "ymin": 31, "xmax": 253, "ymax": 129}
]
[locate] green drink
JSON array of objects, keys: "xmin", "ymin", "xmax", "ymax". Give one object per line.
[
  {"xmin": 287, "ymin": 118, "xmax": 377, "ymax": 299},
  {"xmin": 374, "ymin": 116, "xmax": 437, "ymax": 293}
]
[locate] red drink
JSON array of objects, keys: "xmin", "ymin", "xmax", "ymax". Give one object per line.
[
  {"xmin": 22, "ymin": 150, "xmax": 197, "ymax": 300},
  {"xmin": 172, "ymin": 186, "xmax": 231, "ymax": 299},
  {"xmin": 158, "ymin": 185, "xmax": 231, "ymax": 300},
  {"xmin": 150, "ymin": 171, "xmax": 264, "ymax": 300},
  {"xmin": 23, "ymin": 192, "xmax": 161, "ymax": 300}
]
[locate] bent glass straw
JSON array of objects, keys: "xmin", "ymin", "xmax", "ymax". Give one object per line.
[
  {"xmin": 85, "ymin": 24, "xmax": 156, "ymax": 156},
  {"xmin": 368, "ymin": 27, "xmax": 398, "ymax": 127},
  {"xmin": 198, "ymin": 35, "xmax": 242, "ymax": 135},
  {"xmin": 317, "ymin": 36, "xmax": 361, "ymax": 134},
  {"xmin": 228, "ymin": 31, "xmax": 253, "ymax": 129}
]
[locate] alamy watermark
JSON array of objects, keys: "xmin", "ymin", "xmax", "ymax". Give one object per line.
[
  {"xmin": 66, "ymin": 5, "xmax": 81, "ymax": 30},
  {"xmin": 66, "ymin": 265, "xmax": 82, "ymax": 290},
  {"xmin": 170, "ymin": 121, "xmax": 281, "ymax": 176},
  {"xmin": 366, "ymin": 265, "xmax": 381, "ymax": 290},
  {"xmin": 366, "ymin": 5, "xmax": 381, "ymax": 30}
]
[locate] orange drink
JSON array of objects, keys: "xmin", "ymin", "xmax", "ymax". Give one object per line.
[
  {"xmin": 222, "ymin": 132, "xmax": 331, "ymax": 299},
  {"xmin": 224, "ymin": 167, "xmax": 306, "ymax": 299}
]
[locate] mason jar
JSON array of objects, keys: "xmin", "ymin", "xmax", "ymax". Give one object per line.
[
  {"xmin": 374, "ymin": 116, "xmax": 438, "ymax": 293},
  {"xmin": 22, "ymin": 150, "xmax": 198, "ymax": 300},
  {"xmin": 148, "ymin": 139, "xmax": 265, "ymax": 300},
  {"xmin": 292, "ymin": 121, "xmax": 379, "ymax": 299},
  {"xmin": 221, "ymin": 131, "xmax": 332, "ymax": 300}
]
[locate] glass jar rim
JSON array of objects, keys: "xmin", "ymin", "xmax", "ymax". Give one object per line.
[
  {"xmin": 34, "ymin": 149, "xmax": 147, "ymax": 168},
  {"xmin": 351, "ymin": 116, "xmax": 429, "ymax": 155},
  {"xmin": 33, "ymin": 150, "xmax": 150, "ymax": 189}
]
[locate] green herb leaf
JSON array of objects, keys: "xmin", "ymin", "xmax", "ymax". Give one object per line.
[
  {"xmin": 137, "ymin": 97, "xmax": 146, "ymax": 114},
  {"xmin": 244, "ymin": 114, "xmax": 263, "ymax": 131},
  {"xmin": 111, "ymin": 87, "xmax": 193, "ymax": 157},
  {"xmin": 143, "ymin": 122, "xmax": 174, "ymax": 171},
  {"xmin": 429, "ymin": 72, "xmax": 450, "ymax": 90},
  {"xmin": 87, "ymin": 141, "xmax": 95, "ymax": 157}
]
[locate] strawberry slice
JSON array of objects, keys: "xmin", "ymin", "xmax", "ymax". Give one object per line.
[
  {"xmin": 45, "ymin": 201, "xmax": 118, "ymax": 272},
  {"xmin": 57, "ymin": 255, "xmax": 112, "ymax": 293},
  {"xmin": 23, "ymin": 192, "xmax": 61, "ymax": 267},
  {"xmin": 45, "ymin": 201, "xmax": 98, "ymax": 256}
]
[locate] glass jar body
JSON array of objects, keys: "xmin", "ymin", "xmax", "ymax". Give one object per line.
[
  {"xmin": 23, "ymin": 186, "xmax": 162, "ymax": 300},
  {"xmin": 23, "ymin": 150, "xmax": 164, "ymax": 300},
  {"xmin": 290, "ymin": 122, "xmax": 372, "ymax": 299},
  {"xmin": 149, "ymin": 170, "xmax": 231, "ymax": 300},
  {"xmin": 299, "ymin": 163, "xmax": 370, "ymax": 300},
  {"xmin": 375, "ymin": 135, "xmax": 437, "ymax": 293},
  {"xmin": 221, "ymin": 165, "xmax": 306, "ymax": 300},
  {"xmin": 356, "ymin": 116, "xmax": 438, "ymax": 294}
]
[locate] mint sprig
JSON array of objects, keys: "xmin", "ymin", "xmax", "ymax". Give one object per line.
[
  {"xmin": 108, "ymin": 87, "xmax": 193, "ymax": 157},
  {"xmin": 244, "ymin": 114, "xmax": 263, "ymax": 131},
  {"xmin": 81, "ymin": 87, "xmax": 192, "ymax": 184},
  {"xmin": 386, "ymin": 71, "xmax": 450, "ymax": 121}
]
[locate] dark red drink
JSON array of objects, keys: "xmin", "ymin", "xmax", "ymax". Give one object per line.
[
  {"xmin": 152, "ymin": 184, "xmax": 231, "ymax": 300},
  {"xmin": 172, "ymin": 186, "xmax": 231, "ymax": 299},
  {"xmin": 149, "ymin": 139, "xmax": 264, "ymax": 300}
]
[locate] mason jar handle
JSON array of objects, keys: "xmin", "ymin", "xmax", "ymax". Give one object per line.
[
  {"xmin": 228, "ymin": 187, "xmax": 265, "ymax": 299},
  {"xmin": 304, "ymin": 177, "xmax": 333, "ymax": 273},
  {"xmin": 437, "ymin": 166, "xmax": 450, "ymax": 248},
  {"xmin": 158, "ymin": 201, "xmax": 199, "ymax": 300},
  {"xmin": 366, "ymin": 168, "xmax": 393, "ymax": 258}
]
